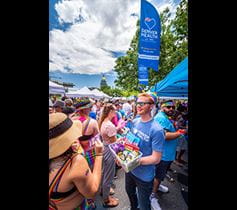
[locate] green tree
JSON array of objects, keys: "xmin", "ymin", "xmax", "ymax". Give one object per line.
[
  {"xmin": 170, "ymin": 0, "xmax": 188, "ymax": 63},
  {"xmin": 149, "ymin": 7, "xmax": 177, "ymax": 87},
  {"xmin": 100, "ymin": 86, "xmax": 124, "ymax": 97}
]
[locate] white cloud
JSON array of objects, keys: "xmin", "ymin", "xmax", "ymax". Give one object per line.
[
  {"xmin": 152, "ymin": 0, "xmax": 180, "ymax": 19},
  {"xmin": 49, "ymin": 0, "xmax": 179, "ymax": 74},
  {"xmin": 55, "ymin": 0, "xmax": 88, "ymax": 24}
]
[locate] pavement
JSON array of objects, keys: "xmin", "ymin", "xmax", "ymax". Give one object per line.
[{"xmin": 94, "ymin": 150, "xmax": 188, "ymax": 210}]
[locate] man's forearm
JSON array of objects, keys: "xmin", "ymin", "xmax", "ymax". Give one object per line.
[
  {"xmin": 165, "ymin": 131, "xmax": 182, "ymax": 140},
  {"xmin": 140, "ymin": 154, "xmax": 161, "ymax": 165}
]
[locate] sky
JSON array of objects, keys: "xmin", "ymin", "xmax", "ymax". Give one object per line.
[{"xmin": 49, "ymin": 0, "xmax": 181, "ymax": 89}]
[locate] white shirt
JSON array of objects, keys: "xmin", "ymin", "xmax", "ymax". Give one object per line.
[{"xmin": 91, "ymin": 104, "xmax": 97, "ymax": 113}]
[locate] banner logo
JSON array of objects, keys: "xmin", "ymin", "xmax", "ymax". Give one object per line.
[{"xmin": 144, "ymin": 17, "xmax": 156, "ymax": 30}]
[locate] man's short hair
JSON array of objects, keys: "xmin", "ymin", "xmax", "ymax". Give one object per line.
[{"xmin": 138, "ymin": 93, "xmax": 155, "ymax": 104}]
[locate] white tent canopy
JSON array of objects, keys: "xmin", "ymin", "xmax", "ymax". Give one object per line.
[
  {"xmin": 91, "ymin": 89, "xmax": 105, "ymax": 99},
  {"xmin": 66, "ymin": 87, "xmax": 111, "ymax": 99},
  {"xmin": 49, "ymin": 81, "xmax": 65, "ymax": 95},
  {"xmin": 91, "ymin": 89, "xmax": 111, "ymax": 99},
  {"xmin": 49, "ymin": 81, "xmax": 64, "ymax": 88},
  {"xmin": 102, "ymin": 93, "xmax": 110, "ymax": 99},
  {"xmin": 66, "ymin": 86, "xmax": 95, "ymax": 98},
  {"xmin": 67, "ymin": 87, "xmax": 79, "ymax": 92}
]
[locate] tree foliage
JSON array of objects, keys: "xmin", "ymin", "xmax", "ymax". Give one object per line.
[
  {"xmin": 100, "ymin": 86, "xmax": 122, "ymax": 97},
  {"xmin": 114, "ymin": 0, "xmax": 188, "ymax": 91},
  {"xmin": 100, "ymin": 86, "xmax": 139, "ymax": 97}
]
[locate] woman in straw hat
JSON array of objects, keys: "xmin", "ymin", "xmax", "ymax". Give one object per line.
[
  {"xmin": 70, "ymin": 98, "xmax": 100, "ymax": 209},
  {"xmin": 49, "ymin": 113, "xmax": 104, "ymax": 210},
  {"xmin": 71, "ymin": 98, "xmax": 99, "ymax": 153}
]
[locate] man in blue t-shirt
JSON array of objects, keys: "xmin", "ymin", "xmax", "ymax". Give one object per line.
[
  {"xmin": 151, "ymin": 100, "xmax": 187, "ymax": 209},
  {"xmin": 115, "ymin": 103, "xmax": 125, "ymax": 119},
  {"xmin": 125, "ymin": 93, "xmax": 165, "ymax": 210}
]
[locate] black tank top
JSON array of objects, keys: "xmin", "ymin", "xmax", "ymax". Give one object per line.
[{"xmin": 50, "ymin": 186, "xmax": 77, "ymax": 199}]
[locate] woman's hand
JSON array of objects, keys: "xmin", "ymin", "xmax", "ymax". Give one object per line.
[
  {"xmin": 117, "ymin": 119, "xmax": 126, "ymax": 130},
  {"xmin": 71, "ymin": 140, "xmax": 82, "ymax": 153},
  {"xmin": 94, "ymin": 137, "xmax": 104, "ymax": 155},
  {"xmin": 115, "ymin": 159, "xmax": 121, "ymax": 167}
]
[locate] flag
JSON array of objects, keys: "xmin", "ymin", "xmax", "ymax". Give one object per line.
[{"xmin": 138, "ymin": 0, "xmax": 161, "ymax": 85}]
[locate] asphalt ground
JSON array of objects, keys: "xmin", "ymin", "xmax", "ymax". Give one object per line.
[{"xmin": 94, "ymin": 150, "xmax": 188, "ymax": 210}]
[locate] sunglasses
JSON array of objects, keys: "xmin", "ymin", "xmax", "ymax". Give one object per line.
[
  {"xmin": 166, "ymin": 106, "xmax": 175, "ymax": 109},
  {"xmin": 136, "ymin": 102, "xmax": 153, "ymax": 106}
]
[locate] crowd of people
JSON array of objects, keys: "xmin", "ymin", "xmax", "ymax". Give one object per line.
[{"xmin": 49, "ymin": 93, "xmax": 188, "ymax": 210}]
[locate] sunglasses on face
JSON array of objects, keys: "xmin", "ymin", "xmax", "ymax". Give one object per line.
[
  {"xmin": 166, "ymin": 106, "xmax": 175, "ymax": 109},
  {"xmin": 136, "ymin": 102, "xmax": 153, "ymax": 106}
]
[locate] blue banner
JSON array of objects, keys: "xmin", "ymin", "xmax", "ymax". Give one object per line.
[
  {"xmin": 138, "ymin": 66, "xmax": 149, "ymax": 85},
  {"xmin": 138, "ymin": 0, "xmax": 161, "ymax": 85}
]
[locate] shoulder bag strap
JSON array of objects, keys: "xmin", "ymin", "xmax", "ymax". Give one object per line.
[{"xmin": 82, "ymin": 118, "xmax": 91, "ymax": 135}]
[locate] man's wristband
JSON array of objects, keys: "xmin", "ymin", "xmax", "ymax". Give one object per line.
[{"xmin": 96, "ymin": 153, "xmax": 103, "ymax": 156}]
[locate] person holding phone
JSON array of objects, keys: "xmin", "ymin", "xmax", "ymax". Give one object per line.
[
  {"xmin": 49, "ymin": 113, "xmax": 104, "ymax": 210},
  {"xmin": 151, "ymin": 100, "xmax": 187, "ymax": 210}
]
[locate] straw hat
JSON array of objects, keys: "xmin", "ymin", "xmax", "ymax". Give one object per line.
[
  {"xmin": 74, "ymin": 98, "xmax": 94, "ymax": 110},
  {"xmin": 65, "ymin": 98, "xmax": 73, "ymax": 105},
  {"xmin": 49, "ymin": 113, "xmax": 82, "ymax": 159}
]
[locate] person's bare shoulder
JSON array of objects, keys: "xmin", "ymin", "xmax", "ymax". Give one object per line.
[
  {"xmin": 90, "ymin": 118, "xmax": 99, "ymax": 126},
  {"xmin": 90, "ymin": 118, "xmax": 97, "ymax": 123},
  {"xmin": 69, "ymin": 154, "xmax": 89, "ymax": 179}
]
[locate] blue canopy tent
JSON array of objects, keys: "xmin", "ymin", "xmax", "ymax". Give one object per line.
[{"xmin": 151, "ymin": 57, "xmax": 188, "ymax": 98}]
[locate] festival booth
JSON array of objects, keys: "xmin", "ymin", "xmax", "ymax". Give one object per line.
[
  {"xmin": 102, "ymin": 92, "xmax": 111, "ymax": 99},
  {"xmin": 91, "ymin": 89, "xmax": 106, "ymax": 99},
  {"xmin": 67, "ymin": 87, "xmax": 79, "ymax": 92},
  {"xmin": 66, "ymin": 86, "xmax": 95, "ymax": 98},
  {"xmin": 151, "ymin": 57, "xmax": 188, "ymax": 99},
  {"xmin": 49, "ymin": 81, "xmax": 65, "ymax": 95},
  {"xmin": 66, "ymin": 87, "xmax": 111, "ymax": 99}
]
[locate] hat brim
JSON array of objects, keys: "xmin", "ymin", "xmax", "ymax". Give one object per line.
[
  {"xmin": 76, "ymin": 103, "xmax": 93, "ymax": 110},
  {"xmin": 49, "ymin": 120, "xmax": 82, "ymax": 159}
]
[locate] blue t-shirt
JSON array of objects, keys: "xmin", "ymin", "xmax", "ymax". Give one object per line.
[
  {"xmin": 118, "ymin": 109, "xmax": 125, "ymax": 118},
  {"xmin": 130, "ymin": 118, "xmax": 165, "ymax": 182},
  {"xmin": 154, "ymin": 111, "xmax": 178, "ymax": 161}
]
